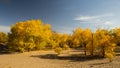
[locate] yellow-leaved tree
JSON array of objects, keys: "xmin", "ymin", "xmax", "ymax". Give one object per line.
[
  {"xmin": 0, "ymin": 32, "xmax": 8, "ymax": 43},
  {"xmin": 93, "ymin": 29, "xmax": 116, "ymax": 62},
  {"xmin": 72, "ymin": 28, "xmax": 83, "ymax": 48},
  {"xmin": 72, "ymin": 28, "xmax": 92, "ymax": 55},
  {"xmin": 8, "ymin": 19, "xmax": 52, "ymax": 52}
]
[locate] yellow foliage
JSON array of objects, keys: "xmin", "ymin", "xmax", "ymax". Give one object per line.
[
  {"xmin": 7, "ymin": 19, "xmax": 117, "ymax": 62},
  {"xmin": 54, "ymin": 47, "xmax": 62, "ymax": 55},
  {"xmin": 8, "ymin": 19, "xmax": 52, "ymax": 52},
  {"xmin": 0, "ymin": 32, "xmax": 8, "ymax": 43}
]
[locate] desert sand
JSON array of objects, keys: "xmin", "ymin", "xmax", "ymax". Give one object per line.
[{"xmin": 0, "ymin": 50, "xmax": 120, "ymax": 68}]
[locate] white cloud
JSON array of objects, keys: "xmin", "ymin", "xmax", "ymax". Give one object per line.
[
  {"xmin": 74, "ymin": 16, "xmax": 98, "ymax": 21},
  {"xmin": 73, "ymin": 13, "xmax": 114, "ymax": 21},
  {"xmin": 0, "ymin": 25, "xmax": 10, "ymax": 33},
  {"xmin": 104, "ymin": 21, "xmax": 113, "ymax": 25}
]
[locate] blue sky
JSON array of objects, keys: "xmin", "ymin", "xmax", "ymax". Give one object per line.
[{"xmin": 0, "ymin": 0, "xmax": 120, "ymax": 34}]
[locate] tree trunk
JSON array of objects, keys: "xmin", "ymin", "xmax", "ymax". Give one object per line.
[
  {"xmin": 102, "ymin": 46, "xmax": 105, "ymax": 57},
  {"xmin": 84, "ymin": 46, "xmax": 86, "ymax": 56},
  {"xmin": 91, "ymin": 33, "xmax": 94, "ymax": 56}
]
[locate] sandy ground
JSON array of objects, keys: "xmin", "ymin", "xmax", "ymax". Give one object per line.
[{"xmin": 0, "ymin": 50, "xmax": 120, "ymax": 68}]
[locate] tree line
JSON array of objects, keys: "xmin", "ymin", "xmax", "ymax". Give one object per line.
[{"xmin": 0, "ymin": 19, "xmax": 120, "ymax": 61}]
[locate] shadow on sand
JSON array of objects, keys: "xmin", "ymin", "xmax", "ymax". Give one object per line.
[
  {"xmin": 115, "ymin": 53, "xmax": 120, "ymax": 56},
  {"xmin": 115, "ymin": 47, "xmax": 120, "ymax": 56},
  {"xmin": 30, "ymin": 53, "xmax": 105, "ymax": 62},
  {"xmin": 90, "ymin": 62, "xmax": 109, "ymax": 65},
  {"xmin": 0, "ymin": 43, "xmax": 10, "ymax": 54}
]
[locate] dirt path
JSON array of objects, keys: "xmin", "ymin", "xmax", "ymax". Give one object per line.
[{"xmin": 0, "ymin": 50, "xmax": 120, "ymax": 68}]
